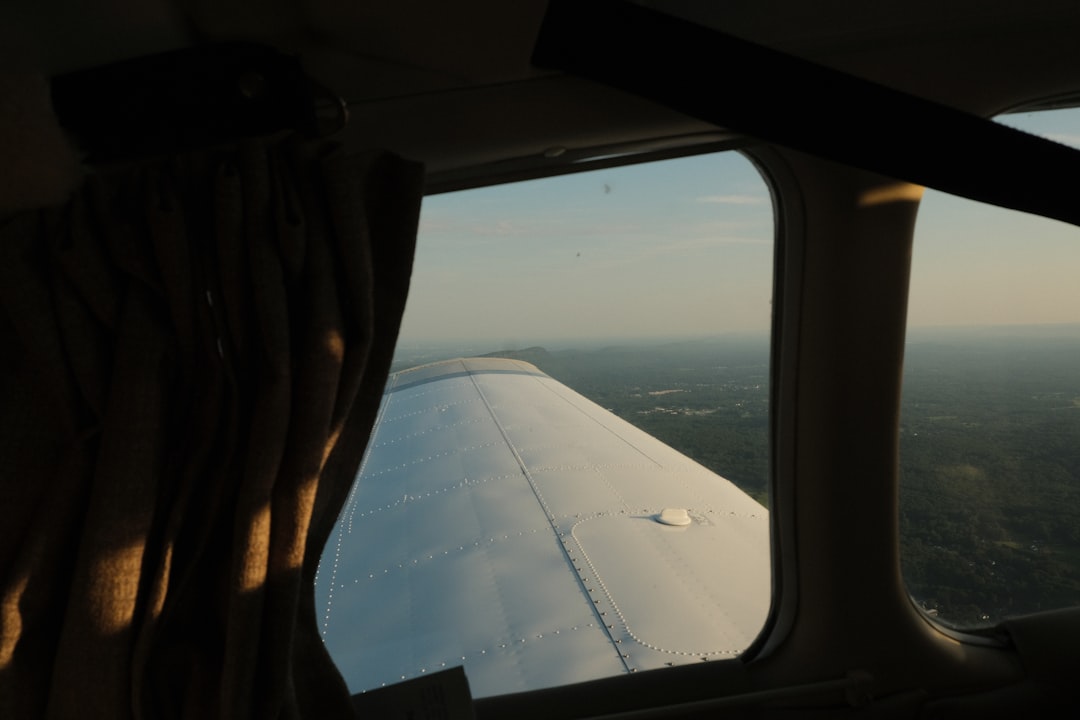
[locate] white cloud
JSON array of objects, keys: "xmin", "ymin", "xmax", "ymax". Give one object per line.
[
  {"xmin": 695, "ymin": 194, "xmax": 767, "ymax": 205},
  {"xmin": 652, "ymin": 236, "xmax": 771, "ymax": 253}
]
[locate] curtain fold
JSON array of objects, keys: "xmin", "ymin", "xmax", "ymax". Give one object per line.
[{"xmin": 0, "ymin": 139, "xmax": 422, "ymax": 719}]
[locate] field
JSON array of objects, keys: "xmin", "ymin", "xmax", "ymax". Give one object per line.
[{"xmin": 392, "ymin": 326, "xmax": 1080, "ymax": 629}]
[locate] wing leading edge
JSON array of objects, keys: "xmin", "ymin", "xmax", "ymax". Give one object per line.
[{"xmin": 315, "ymin": 357, "xmax": 770, "ymax": 697}]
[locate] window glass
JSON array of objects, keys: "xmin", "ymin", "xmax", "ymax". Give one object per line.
[
  {"xmin": 317, "ymin": 152, "xmax": 775, "ymax": 696},
  {"xmin": 901, "ymin": 108, "xmax": 1080, "ymax": 628},
  {"xmin": 397, "ymin": 153, "xmax": 775, "ymax": 505}
]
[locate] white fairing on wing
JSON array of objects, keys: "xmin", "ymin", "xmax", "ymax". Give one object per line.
[{"xmin": 315, "ymin": 357, "xmax": 770, "ymax": 697}]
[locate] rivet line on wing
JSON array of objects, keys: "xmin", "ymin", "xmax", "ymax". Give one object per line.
[
  {"xmin": 346, "ymin": 472, "xmax": 521, "ymax": 523},
  {"xmin": 529, "ymin": 374, "xmax": 665, "ymax": 468},
  {"xmin": 370, "ymin": 620, "xmax": 608, "ymax": 690},
  {"xmin": 320, "ymin": 382, "xmax": 394, "ymax": 637},
  {"xmin": 520, "ymin": 457, "xmax": 660, "ymax": 471},
  {"xmin": 569, "ymin": 515, "xmax": 743, "ymax": 658},
  {"xmin": 467, "ymin": 371, "xmax": 634, "ymax": 675},
  {"xmin": 371, "ymin": 416, "xmax": 487, "ymax": 448},
  {"xmin": 380, "ymin": 379, "xmax": 471, "ymax": 403},
  {"xmin": 348, "ymin": 524, "xmax": 553, "ymax": 583},
  {"xmin": 590, "ymin": 465, "xmax": 632, "ymax": 512},
  {"xmin": 361, "ymin": 441, "xmax": 501, "ymax": 479},
  {"xmin": 381, "ymin": 396, "xmax": 482, "ymax": 424}
]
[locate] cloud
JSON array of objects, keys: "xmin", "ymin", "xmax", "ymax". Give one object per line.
[
  {"xmin": 598, "ymin": 234, "xmax": 769, "ymax": 268},
  {"xmin": 419, "ymin": 217, "xmax": 512, "ymax": 235},
  {"xmin": 655, "ymin": 236, "xmax": 771, "ymax": 252},
  {"xmin": 695, "ymin": 194, "xmax": 767, "ymax": 206}
]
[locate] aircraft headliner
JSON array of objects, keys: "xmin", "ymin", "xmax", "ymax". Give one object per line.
[{"xmin": 9, "ymin": 1, "xmax": 1080, "ymax": 177}]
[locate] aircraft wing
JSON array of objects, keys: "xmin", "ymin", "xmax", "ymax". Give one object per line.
[{"xmin": 315, "ymin": 357, "xmax": 770, "ymax": 698}]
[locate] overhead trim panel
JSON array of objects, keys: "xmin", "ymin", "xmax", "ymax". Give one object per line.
[{"xmin": 533, "ymin": 0, "xmax": 1080, "ymax": 228}]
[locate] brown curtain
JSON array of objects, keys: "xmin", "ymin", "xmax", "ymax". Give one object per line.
[{"xmin": 0, "ymin": 139, "xmax": 422, "ymax": 719}]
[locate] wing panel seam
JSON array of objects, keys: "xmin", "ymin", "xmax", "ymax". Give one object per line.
[{"xmin": 465, "ymin": 366, "xmax": 634, "ymax": 675}]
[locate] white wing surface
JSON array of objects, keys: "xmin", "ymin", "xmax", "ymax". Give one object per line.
[{"xmin": 315, "ymin": 357, "xmax": 770, "ymax": 697}]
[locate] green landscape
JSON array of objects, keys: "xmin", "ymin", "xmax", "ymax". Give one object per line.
[
  {"xmin": 392, "ymin": 326, "xmax": 1080, "ymax": 630},
  {"xmin": 899, "ymin": 326, "xmax": 1080, "ymax": 627}
]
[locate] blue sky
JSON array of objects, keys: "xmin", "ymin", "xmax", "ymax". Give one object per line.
[
  {"xmin": 400, "ymin": 153, "xmax": 773, "ymax": 346},
  {"xmin": 397, "ymin": 109, "xmax": 1080, "ymax": 347}
]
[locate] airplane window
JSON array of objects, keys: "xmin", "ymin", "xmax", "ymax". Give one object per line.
[
  {"xmin": 901, "ymin": 107, "xmax": 1080, "ymax": 630},
  {"xmin": 317, "ymin": 151, "xmax": 775, "ymax": 696}
]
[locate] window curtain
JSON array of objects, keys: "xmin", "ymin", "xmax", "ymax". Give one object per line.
[{"xmin": 0, "ymin": 139, "xmax": 422, "ymax": 718}]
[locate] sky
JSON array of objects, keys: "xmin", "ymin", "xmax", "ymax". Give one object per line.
[
  {"xmin": 396, "ymin": 109, "xmax": 1080, "ymax": 348},
  {"xmin": 910, "ymin": 109, "xmax": 1080, "ymax": 327}
]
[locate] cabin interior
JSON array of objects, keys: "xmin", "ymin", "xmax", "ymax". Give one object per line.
[{"xmin": 3, "ymin": 0, "xmax": 1080, "ymax": 717}]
